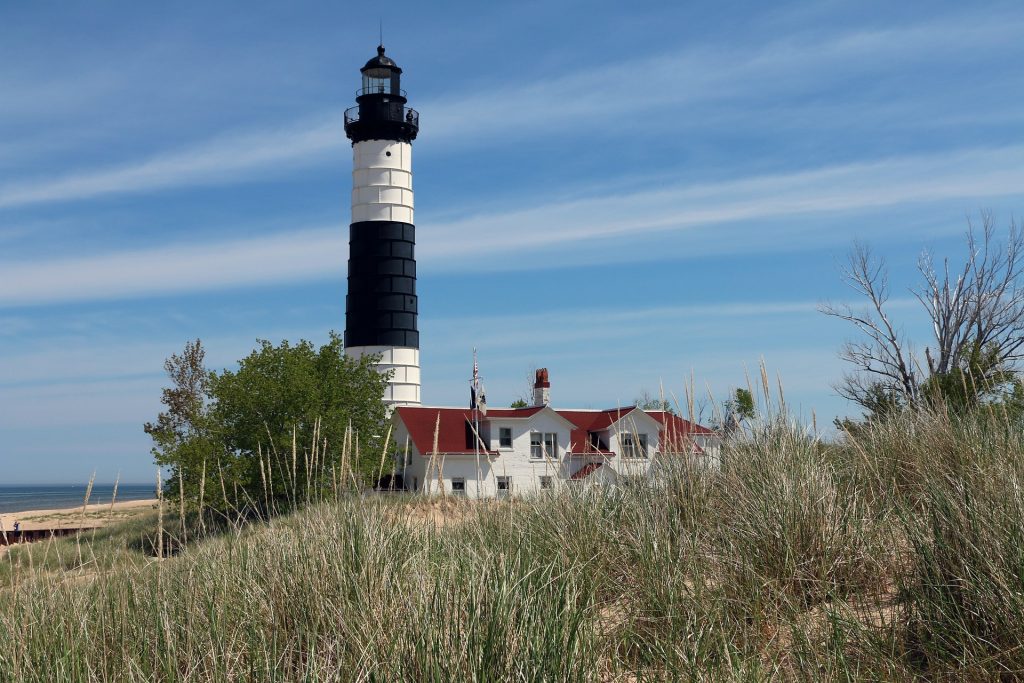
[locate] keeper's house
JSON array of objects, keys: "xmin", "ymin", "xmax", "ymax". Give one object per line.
[{"xmin": 391, "ymin": 369, "xmax": 719, "ymax": 498}]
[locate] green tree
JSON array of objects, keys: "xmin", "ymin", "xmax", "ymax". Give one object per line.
[
  {"xmin": 833, "ymin": 381, "xmax": 905, "ymax": 436},
  {"xmin": 920, "ymin": 340, "xmax": 1015, "ymax": 412},
  {"xmin": 635, "ymin": 389, "xmax": 677, "ymax": 414},
  {"xmin": 147, "ymin": 333, "xmax": 389, "ymax": 509},
  {"xmin": 725, "ymin": 388, "xmax": 755, "ymax": 422},
  {"xmin": 144, "ymin": 339, "xmax": 220, "ymax": 499},
  {"xmin": 1002, "ymin": 379, "xmax": 1024, "ymax": 420},
  {"xmin": 209, "ymin": 333, "xmax": 389, "ymax": 499},
  {"xmin": 719, "ymin": 387, "xmax": 757, "ymax": 435},
  {"xmin": 510, "ymin": 398, "xmax": 529, "ymax": 408}
]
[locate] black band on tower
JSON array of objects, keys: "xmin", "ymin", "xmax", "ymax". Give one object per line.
[{"xmin": 345, "ymin": 221, "xmax": 419, "ymax": 349}]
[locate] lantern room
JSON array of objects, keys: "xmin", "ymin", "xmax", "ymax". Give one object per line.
[
  {"xmin": 345, "ymin": 44, "xmax": 418, "ymax": 144},
  {"xmin": 361, "ymin": 45, "xmax": 403, "ymax": 97}
]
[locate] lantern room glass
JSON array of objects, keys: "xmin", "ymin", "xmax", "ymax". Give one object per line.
[{"xmin": 362, "ymin": 68, "xmax": 398, "ymax": 95}]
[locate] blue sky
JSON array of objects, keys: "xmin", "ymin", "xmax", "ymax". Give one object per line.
[{"xmin": 2, "ymin": 1, "xmax": 1022, "ymax": 484}]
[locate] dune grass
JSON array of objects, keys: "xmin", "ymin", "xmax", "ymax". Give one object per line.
[{"xmin": 2, "ymin": 406, "xmax": 1024, "ymax": 681}]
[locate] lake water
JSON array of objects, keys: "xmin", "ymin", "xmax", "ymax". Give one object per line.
[{"xmin": 0, "ymin": 484, "xmax": 157, "ymax": 514}]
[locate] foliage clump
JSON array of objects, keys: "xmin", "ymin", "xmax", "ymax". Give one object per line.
[{"xmin": 144, "ymin": 332, "xmax": 388, "ymax": 509}]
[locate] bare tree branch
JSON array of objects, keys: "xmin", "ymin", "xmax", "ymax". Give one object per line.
[
  {"xmin": 821, "ymin": 217, "xmax": 1024, "ymax": 415},
  {"xmin": 820, "ymin": 242, "xmax": 920, "ymax": 407}
]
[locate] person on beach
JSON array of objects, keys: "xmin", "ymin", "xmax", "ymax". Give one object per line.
[{"xmin": 12, "ymin": 521, "xmax": 19, "ymax": 532}]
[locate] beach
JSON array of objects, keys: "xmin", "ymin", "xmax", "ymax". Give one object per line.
[{"xmin": 0, "ymin": 499, "xmax": 158, "ymax": 533}]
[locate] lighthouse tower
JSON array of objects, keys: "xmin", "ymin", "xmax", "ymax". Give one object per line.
[{"xmin": 343, "ymin": 45, "xmax": 421, "ymax": 406}]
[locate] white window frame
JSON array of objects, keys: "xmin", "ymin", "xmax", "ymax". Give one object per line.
[
  {"xmin": 539, "ymin": 475, "xmax": 553, "ymax": 490},
  {"xmin": 530, "ymin": 432, "xmax": 558, "ymax": 460},
  {"xmin": 451, "ymin": 478, "xmax": 467, "ymax": 495},
  {"xmin": 498, "ymin": 427, "xmax": 513, "ymax": 449},
  {"xmin": 496, "ymin": 476, "xmax": 512, "ymax": 496},
  {"xmin": 621, "ymin": 433, "xmax": 648, "ymax": 459}
]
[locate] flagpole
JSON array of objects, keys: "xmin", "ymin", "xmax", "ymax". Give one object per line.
[{"xmin": 472, "ymin": 348, "xmax": 481, "ymax": 496}]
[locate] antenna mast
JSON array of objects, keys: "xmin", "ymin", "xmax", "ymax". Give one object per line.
[{"xmin": 471, "ymin": 348, "xmax": 487, "ymax": 494}]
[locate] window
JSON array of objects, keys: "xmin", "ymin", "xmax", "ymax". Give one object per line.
[
  {"xmin": 499, "ymin": 427, "xmax": 513, "ymax": 449},
  {"xmin": 621, "ymin": 433, "xmax": 648, "ymax": 459},
  {"xmin": 362, "ymin": 67, "xmax": 395, "ymax": 94},
  {"xmin": 530, "ymin": 432, "xmax": 558, "ymax": 460},
  {"xmin": 539, "ymin": 476, "xmax": 553, "ymax": 490},
  {"xmin": 451, "ymin": 478, "xmax": 466, "ymax": 495},
  {"xmin": 496, "ymin": 476, "xmax": 511, "ymax": 496}
]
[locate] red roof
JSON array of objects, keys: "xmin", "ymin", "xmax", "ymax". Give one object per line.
[
  {"xmin": 394, "ymin": 407, "xmax": 496, "ymax": 455},
  {"xmin": 394, "ymin": 405, "xmax": 714, "ymax": 458},
  {"xmin": 556, "ymin": 408, "xmax": 637, "ymax": 454},
  {"xmin": 647, "ymin": 410, "xmax": 714, "ymax": 435},
  {"xmin": 647, "ymin": 411, "xmax": 713, "ymax": 453},
  {"xmin": 570, "ymin": 462, "xmax": 603, "ymax": 480},
  {"xmin": 482, "ymin": 407, "xmax": 544, "ymax": 418},
  {"xmin": 557, "ymin": 407, "xmax": 636, "ymax": 430}
]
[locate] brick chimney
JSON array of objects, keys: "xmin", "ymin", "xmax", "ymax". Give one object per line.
[{"xmin": 533, "ymin": 368, "xmax": 550, "ymax": 407}]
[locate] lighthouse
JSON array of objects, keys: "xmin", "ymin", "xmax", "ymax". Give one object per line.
[{"xmin": 343, "ymin": 45, "xmax": 421, "ymax": 406}]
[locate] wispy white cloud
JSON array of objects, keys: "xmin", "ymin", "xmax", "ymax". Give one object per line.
[
  {"xmin": 0, "ymin": 116, "xmax": 343, "ymax": 209},
  {"xmin": 0, "ymin": 324, "xmax": 331, "ymax": 388},
  {"xmin": 423, "ymin": 145, "xmax": 1024, "ymax": 263},
  {"xmin": 1, "ymin": 144, "xmax": 1021, "ymax": 307},
  {"xmin": 423, "ymin": 301, "xmax": 820, "ymax": 353},
  {"xmin": 0, "ymin": 226, "xmax": 342, "ymax": 306},
  {"xmin": 424, "ymin": 296, "xmax": 921, "ymax": 353},
  {"xmin": 422, "ymin": 14, "xmax": 1024, "ymax": 143},
  {"xmin": 1, "ymin": 13, "xmax": 1020, "ymax": 210}
]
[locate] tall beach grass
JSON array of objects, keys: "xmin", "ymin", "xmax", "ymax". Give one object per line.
[{"xmin": 3, "ymin": 404, "xmax": 1024, "ymax": 680}]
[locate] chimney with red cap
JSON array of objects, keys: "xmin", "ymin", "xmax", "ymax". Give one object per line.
[{"xmin": 533, "ymin": 368, "xmax": 551, "ymax": 407}]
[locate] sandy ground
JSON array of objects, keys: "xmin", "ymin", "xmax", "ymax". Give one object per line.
[{"xmin": 0, "ymin": 498, "xmax": 158, "ymax": 532}]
